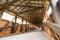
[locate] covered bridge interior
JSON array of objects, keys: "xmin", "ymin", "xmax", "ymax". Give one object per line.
[{"xmin": 0, "ymin": 0, "xmax": 60, "ymax": 40}]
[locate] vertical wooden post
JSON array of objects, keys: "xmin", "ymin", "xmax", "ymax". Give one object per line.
[
  {"xmin": 11, "ymin": 13, "xmax": 17, "ymax": 33},
  {"xmin": 26, "ymin": 20, "xmax": 28, "ymax": 32},
  {"xmin": 14, "ymin": 13, "xmax": 18, "ymax": 33},
  {"xmin": 20, "ymin": 18, "xmax": 23, "ymax": 32},
  {"xmin": 43, "ymin": 0, "xmax": 48, "ymax": 22},
  {"xmin": 27, "ymin": 22, "xmax": 30, "ymax": 32},
  {"xmin": 0, "ymin": 11, "xmax": 3, "ymax": 19}
]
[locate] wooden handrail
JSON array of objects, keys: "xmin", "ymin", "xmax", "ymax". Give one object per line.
[
  {"xmin": 0, "ymin": 25, "xmax": 16, "ymax": 33},
  {"xmin": 0, "ymin": 25, "xmax": 16, "ymax": 30},
  {"xmin": 44, "ymin": 22, "xmax": 60, "ymax": 40}
]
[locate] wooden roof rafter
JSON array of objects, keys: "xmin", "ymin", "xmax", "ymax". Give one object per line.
[{"xmin": 0, "ymin": 0, "xmax": 50, "ymax": 27}]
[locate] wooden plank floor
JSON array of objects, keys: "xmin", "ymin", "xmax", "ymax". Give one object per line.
[{"xmin": 0, "ymin": 31, "xmax": 49, "ymax": 40}]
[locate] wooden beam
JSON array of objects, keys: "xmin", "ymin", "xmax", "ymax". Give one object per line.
[
  {"xmin": 11, "ymin": 13, "xmax": 18, "ymax": 33},
  {"xmin": 9, "ymin": 4, "xmax": 44, "ymax": 8},
  {"xmin": 0, "ymin": 25, "xmax": 16, "ymax": 30},
  {"xmin": 8, "ymin": 0, "xmax": 20, "ymax": 4},
  {"xmin": 0, "ymin": 11, "xmax": 2, "ymax": 18},
  {"xmin": 43, "ymin": 0, "xmax": 48, "ymax": 20}
]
